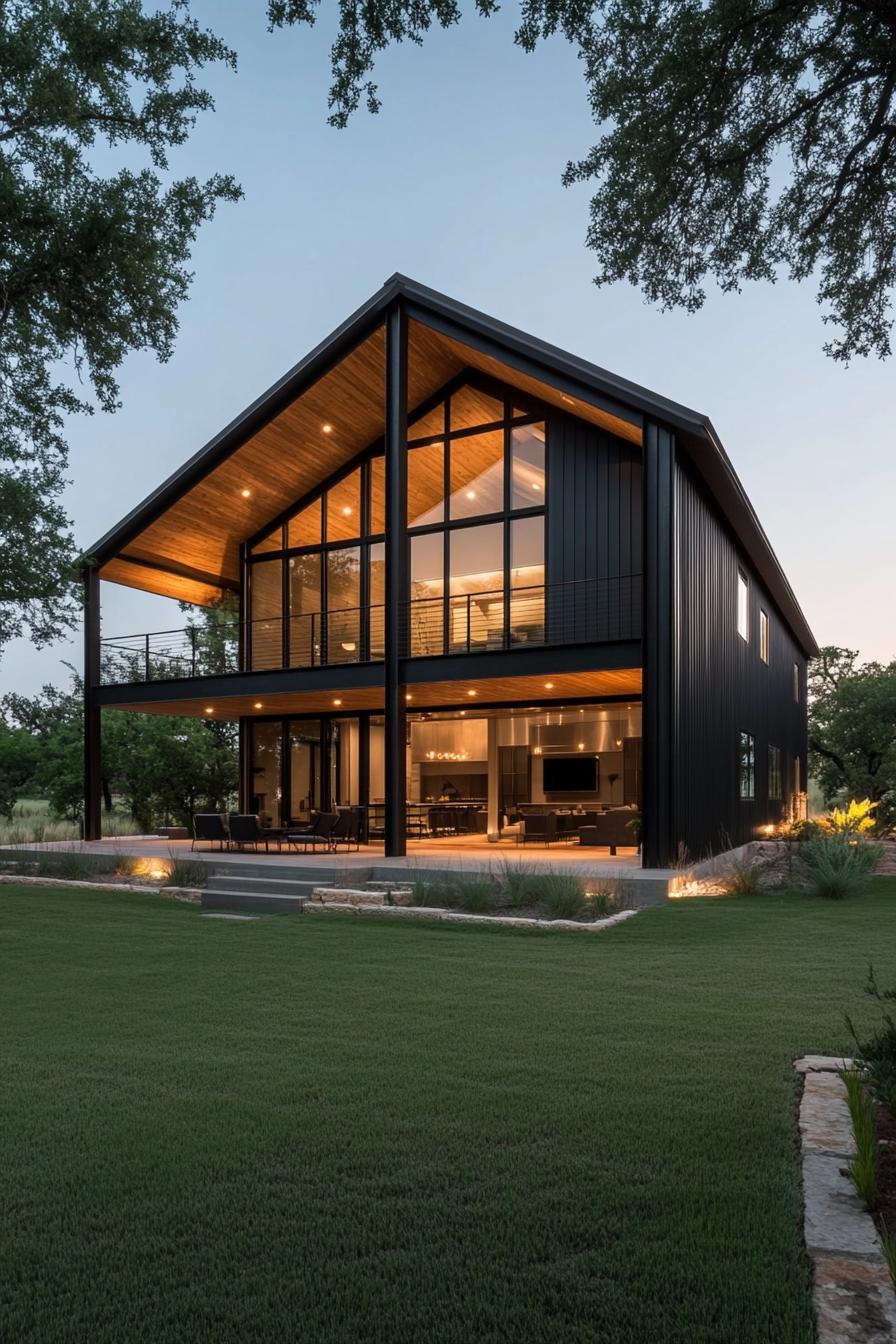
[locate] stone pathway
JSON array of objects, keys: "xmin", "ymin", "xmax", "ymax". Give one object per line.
[{"xmin": 795, "ymin": 1056, "xmax": 896, "ymax": 1343}]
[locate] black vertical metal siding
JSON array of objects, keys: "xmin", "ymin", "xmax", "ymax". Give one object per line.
[
  {"xmin": 546, "ymin": 413, "xmax": 642, "ymax": 640},
  {"xmin": 674, "ymin": 460, "xmax": 808, "ymax": 857}
]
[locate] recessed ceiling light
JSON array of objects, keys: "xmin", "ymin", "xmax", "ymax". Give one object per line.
[
  {"xmin": 577, "ymin": 742, "xmax": 585, "ymax": 751},
  {"xmin": 342, "ymin": 506, "xmax": 352, "ymax": 515},
  {"xmin": 254, "ymin": 702, "xmax": 263, "ymax": 709},
  {"xmin": 545, "ymin": 682, "xmax": 554, "ymax": 690},
  {"xmin": 322, "ymin": 423, "xmax": 333, "ymax": 434},
  {"xmin": 204, "ymin": 707, "xmax": 214, "ymax": 715},
  {"xmin": 466, "ymin": 490, "xmax": 476, "ymax": 500},
  {"xmin": 560, "ymin": 394, "xmax": 575, "ymax": 406},
  {"xmin": 405, "ymin": 693, "xmax": 412, "ymax": 701},
  {"xmin": 531, "ymin": 483, "xmax": 540, "ymax": 491},
  {"xmin": 240, "ymin": 488, "xmax": 252, "ymax": 498},
  {"xmin": 333, "ymin": 698, "xmax": 342, "ymax": 706},
  {"xmin": 467, "ymin": 689, "xmax": 477, "ymax": 697},
  {"xmin": 459, "ymin": 710, "xmax": 465, "ymax": 716}
]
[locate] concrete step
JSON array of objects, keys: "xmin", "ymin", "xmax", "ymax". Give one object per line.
[
  {"xmin": 208, "ymin": 874, "xmax": 324, "ymax": 898},
  {"xmin": 201, "ymin": 888, "xmax": 308, "ymax": 915},
  {"xmin": 207, "ymin": 862, "xmax": 368, "ymax": 884}
]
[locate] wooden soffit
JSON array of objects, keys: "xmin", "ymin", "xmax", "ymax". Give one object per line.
[
  {"xmin": 103, "ymin": 667, "xmax": 642, "ymax": 720},
  {"xmin": 97, "ymin": 309, "xmax": 643, "ymax": 607}
]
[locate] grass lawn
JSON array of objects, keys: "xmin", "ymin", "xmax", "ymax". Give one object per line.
[{"xmin": 3, "ymin": 884, "xmax": 896, "ymax": 1343}]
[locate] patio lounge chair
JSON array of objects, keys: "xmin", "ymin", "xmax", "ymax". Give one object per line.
[
  {"xmin": 192, "ymin": 813, "xmax": 229, "ymax": 851},
  {"xmin": 285, "ymin": 811, "xmax": 339, "ymax": 853},
  {"xmin": 228, "ymin": 814, "xmax": 271, "ymax": 852},
  {"xmin": 518, "ymin": 812, "xmax": 557, "ymax": 845},
  {"xmin": 330, "ymin": 808, "xmax": 362, "ymax": 852},
  {"xmin": 577, "ymin": 807, "xmax": 638, "ymax": 855}
]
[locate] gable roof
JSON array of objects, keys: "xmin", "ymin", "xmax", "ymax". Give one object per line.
[{"xmin": 86, "ymin": 273, "xmax": 817, "ymax": 655}]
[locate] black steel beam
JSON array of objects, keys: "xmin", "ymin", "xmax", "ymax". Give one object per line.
[
  {"xmin": 116, "ymin": 553, "xmax": 239, "ymax": 594},
  {"xmin": 83, "ymin": 568, "xmax": 102, "ymax": 840},
  {"xmin": 642, "ymin": 421, "xmax": 676, "ymax": 869},
  {"xmin": 384, "ymin": 302, "xmax": 408, "ymax": 856},
  {"xmin": 95, "ymin": 661, "xmax": 384, "ymax": 709},
  {"xmin": 401, "ymin": 641, "xmax": 642, "ymax": 686}
]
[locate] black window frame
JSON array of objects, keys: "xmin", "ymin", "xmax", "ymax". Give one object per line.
[{"xmin": 739, "ymin": 731, "xmax": 755, "ymax": 801}]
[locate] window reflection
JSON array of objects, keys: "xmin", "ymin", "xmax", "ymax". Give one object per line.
[
  {"xmin": 410, "ymin": 532, "xmax": 444, "ymax": 656},
  {"xmin": 327, "ymin": 469, "xmax": 362, "ymax": 543},
  {"xmin": 250, "ymin": 560, "xmax": 282, "ymax": 669},
  {"xmin": 327, "ymin": 547, "xmax": 361, "ymax": 663},
  {"xmin": 408, "ymin": 443, "xmax": 444, "ymax": 527},
  {"xmin": 289, "ymin": 553, "xmax": 321, "ymax": 666},
  {"xmin": 449, "ymin": 430, "xmax": 504, "ymax": 519},
  {"xmin": 449, "ymin": 523, "xmax": 504, "ymax": 652},
  {"xmin": 288, "ymin": 499, "xmax": 321, "ymax": 549},
  {"xmin": 510, "ymin": 424, "xmax": 545, "ymax": 509},
  {"xmin": 510, "ymin": 515, "xmax": 545, "ymax": 644}
]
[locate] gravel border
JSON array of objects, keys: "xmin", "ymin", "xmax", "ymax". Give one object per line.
[{"xmin": 794, "ymin": 1055, "xmax": 896, "ymax": 1342}]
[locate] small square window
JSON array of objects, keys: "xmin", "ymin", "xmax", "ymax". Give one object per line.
[
  {"xmin": 759, "ymin": 610, "xmax": 769, "ymax": 663},
  {"xmin": 737, "ymin": 570, "xmax": 749, "ymax": 641},
  {"xmin": 739, "ymin": 731, "xmax": 755, "ymax": 800}
]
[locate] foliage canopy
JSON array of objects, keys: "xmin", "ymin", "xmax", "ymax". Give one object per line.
[{"xmin": 269, "ymin": 0, "xmax": 896, "ymax": 361}]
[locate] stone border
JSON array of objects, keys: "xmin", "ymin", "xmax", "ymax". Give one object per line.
[
  {"xmin": 306, "ymin": 895, "xmax": 639, "ymax": 933},
  {"xmin": 795, "ymin": 1055, "xmax": 896, "ymax": 1342},
  {"xmin": 0, "ymin": 873, "xmax": 202, "ymax": 903}
]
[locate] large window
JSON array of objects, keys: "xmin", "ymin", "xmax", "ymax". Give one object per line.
[
  {"xmin": 247, "ymin": 457, "xmax": 383, "ymax": 670},
  {"xmin": 406, "ymin": 384, "xmax": 545, "ymax": 656},
  {"xmin": 245, "ymin": 380, "xmax": 545, "ymax": 668}
]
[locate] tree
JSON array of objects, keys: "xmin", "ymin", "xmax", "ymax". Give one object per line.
[
  {"xmin": 0, "ymin": 1, "xmax": 240, "ymax": 654},
  {"xmin": 268, "ymin": 0, "xmax": 896, "ymax": 361},
  {"xmin": 2, "ymin": 678, "xmax": 87, "ymax": 819},
  {"xmin": 0, "ymin": 721, "xmax": 38, "ymax": 819},
  {"xmin": 808, "ymin": 645, "xmax": 896, "ymax": 829}
]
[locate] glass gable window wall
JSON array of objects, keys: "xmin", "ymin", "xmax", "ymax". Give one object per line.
[{"xmin": 246, "ymin": 381, "xmax": 545, "ymax": 670}]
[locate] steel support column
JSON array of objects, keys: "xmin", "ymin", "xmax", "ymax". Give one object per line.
[
  {"xmin": 83, "ymin": 567, "xmax": 102, "ymax": 840},
  {"xmin": 642, "ymin": 421, "xmax": 676, "ymax": 868},
  {"xmin": 384, "ymin": 305, "xmax": 408, "ymax": 856}
]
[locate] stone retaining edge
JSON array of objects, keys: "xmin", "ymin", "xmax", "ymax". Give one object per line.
[
  {"xmin": 0, "ymin": 874, "xmax": 202, "ymax": 902},
  {"xmin": 794, "ymin": 1054, "xmax": 896, "ymax": 1342},
  {"xmin": 305, "ymin": 900, "xmax": 640, "ymax": 932}
]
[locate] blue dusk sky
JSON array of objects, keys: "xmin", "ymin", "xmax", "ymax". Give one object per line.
[{"xmin": 5, "ymin": 1, "xmax": 894, "ymax": 694}]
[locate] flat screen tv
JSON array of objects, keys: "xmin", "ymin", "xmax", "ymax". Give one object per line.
[{"xmin": 542, "ymin": 755, "xmax": 598, "ymax": 793}]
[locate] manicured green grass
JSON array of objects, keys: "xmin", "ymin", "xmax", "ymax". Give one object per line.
[{"xmin": 3, "ymin": 884, "xmax": 896, "ymax": 1343}]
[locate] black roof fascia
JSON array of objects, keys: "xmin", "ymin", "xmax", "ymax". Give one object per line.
[{"xmin": 86, "ymin": 271, "xmax": 816, "ymax": 656}]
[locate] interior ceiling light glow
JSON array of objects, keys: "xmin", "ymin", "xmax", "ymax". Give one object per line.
[
  {"xmin": 322, "ymin": 423, "xmax": 333, "ymax": 434},
  {"xmin": 342, "ymin": 506, "xmax": 352, "ymax": 515},
  {"xmin": 240, "ymin": 488, "xmax": 252, "ymax": 498}
]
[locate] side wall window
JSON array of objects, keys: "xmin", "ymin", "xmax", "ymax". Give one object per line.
[
  {"xmin": 737, "ymin": 570, "xmax": 749, "ymax": 641},
  {"xmin": 768, "ymin": 745, "xmax": 782, "ymax": 801},
  {"xmin": 759, "ymin": 609, "xmax": 769, "ymax": 663},
  {"xmin": 739, "ymin": 731, "xmax": 755, "ymax": 800}
]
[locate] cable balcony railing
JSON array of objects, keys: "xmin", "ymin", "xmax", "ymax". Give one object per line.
[{"xmin": 98, "ymin": 576, "xmax": 641, "ymax": 686}]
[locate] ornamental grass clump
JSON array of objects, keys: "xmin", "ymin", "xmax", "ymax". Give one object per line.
[
  {"xmin": 842, "ymin": 1068, "xmax": 878, "ymax": 1207},
  {"xmin": 536, "ymin": 872, "xmax": 586, "ymax": 920},
  {"xmin": 451, "ymin": 876, "xmax": 496, "ymax": 914},
  {"xmin": 848, "ymin": 966, "xmax": 896, "ymax": 1115},
  {"xmin": 719, "ymin": 849, "xmax": 769, "ymax": 896},
  {"xmin": 800, "ymin": 835, "xmax": 883, "ymax": 899}
]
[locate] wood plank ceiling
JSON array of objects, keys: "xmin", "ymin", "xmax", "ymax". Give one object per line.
[
  {"xmin": 99, "ymin": 317, "xmax": 643, "ymax": 605},
  {"xmin": 103, "ymin": 667, "xmax": 643, "ymax": 720}
]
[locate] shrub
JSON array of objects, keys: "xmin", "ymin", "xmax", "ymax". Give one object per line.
[
  {"xmin": 821, "ymin": 798, "xmax": 879, "ymax": 838},
  {"xmin": 536, "ymin": 872, "xmax": 586, "ymax": 920},
  {"xmin": 499, "ymin": 860, "xmax": 537, "ymax": 909},
  {"xmin": 451, "ymin": 876, "xmax": 495, "ymax": 914},
  {"xmin": 584, "ymin": 887, "xmax": 617, "ymax": 918},
  {"xmin": 800, "ymin": 835, "xmax": 883, "ymax": 899},
  {"xmin": 848, "ymin": 966, "xmax": 896, "ymax": 1114},
  {"xmin": 842, "ymin": 1069, "xmax": 878, "ymax": 1206},
  {"xmin": 719, "ymin": 849, "xmax": 769, "ymax": 896},
  {"xmin": 166, "ymin": 856, "xmax": 208, "ymax": 889}
]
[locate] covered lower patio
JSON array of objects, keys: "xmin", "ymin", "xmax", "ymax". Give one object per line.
[{"xmin": 99, "ymin": 663, "xmax": 644, "ymax": 859}]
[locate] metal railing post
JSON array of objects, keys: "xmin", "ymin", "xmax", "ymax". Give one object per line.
[{"xmin": 144, "ymin": 633, "xmax": 151, "ymax": 682}]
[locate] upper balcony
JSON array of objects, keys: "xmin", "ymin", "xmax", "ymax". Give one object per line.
[{"xmin": 99, "ymin": 574, "xmax": 641, "ymax": 686}]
